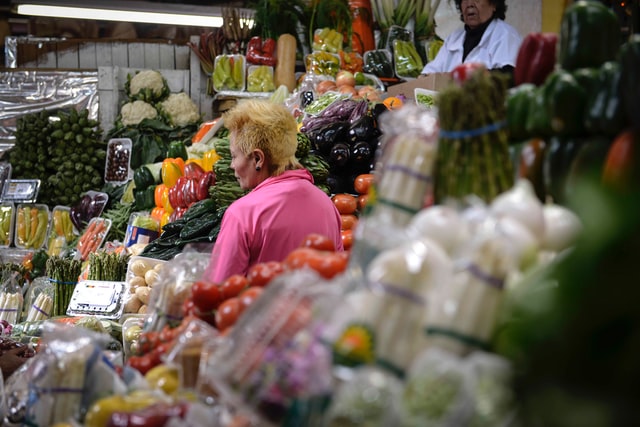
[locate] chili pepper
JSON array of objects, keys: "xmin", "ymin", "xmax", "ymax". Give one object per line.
[
  {"xmin": 619, "ymin": 34, "xmax": 640, "ymax": 130},
  {"xmin": 514, "ymin": 32, "xmax": 558, "ymax": 86},
  {"xmin": 584, "ymin": 61, "xmax": 628, "ymax": 137},
  {"xmin": 542, "ymin": 69, "xmax": 587, "ymax": 137},
  {"xmin": 558, "ymin": 0, "xmax": 621, "ymax": 71},
  {"xmin": 507, "ymin": 83, "xmax": 537, "ymax": 141}
]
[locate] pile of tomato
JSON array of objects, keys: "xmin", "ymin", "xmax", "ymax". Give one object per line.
[{"xmin": 331, "ymin": 173, "xmax": 374, "ymax": 251}]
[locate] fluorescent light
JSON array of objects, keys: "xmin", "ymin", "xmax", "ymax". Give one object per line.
[{"xmin": 12, "ymin": 1, "xmax": 256, "ymax": 28}]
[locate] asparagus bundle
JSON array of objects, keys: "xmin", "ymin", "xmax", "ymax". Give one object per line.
[
  {"xmin": 434, "ymin": 70, "xmax": 513, "ymax": 203},
  {"xmin": 46, "ymin": 256, "xmax": 83, "ymax": 316}
]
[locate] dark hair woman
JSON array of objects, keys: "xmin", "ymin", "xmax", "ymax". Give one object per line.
[{"xmin": 421, "ymin": 0, "xmax": 521, "ymax": 78}]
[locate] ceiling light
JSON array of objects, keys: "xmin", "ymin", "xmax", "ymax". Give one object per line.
[{"xmin": 11, "ymin": 0, "xmax": 254, "ymax": 28}]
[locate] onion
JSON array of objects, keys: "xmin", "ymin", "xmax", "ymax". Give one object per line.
[
  {"xmin": 541, "ymin": 203, "xmax": 582, "ymax": 252},
  {"xmin": 335, "ymin": 70, "xmax": 356, "ymax": 87},
  {"xmin": 408, "ymin": 205, "xmax": 466, "ymax": 255},
  {"xmin": 490, "ymin": 179, "xmax": 545, "ymax": 244}
]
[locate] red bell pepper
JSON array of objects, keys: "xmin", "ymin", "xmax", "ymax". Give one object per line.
[
  {"xmin": 514, "ymin": 32, "xmax": 558, "ymax": 86},
  {"xmin": 451, "ymin": 62, "xmax": 487, "ymax": 84},
  {"xmin": 246, "ymin": 36, "xmax": 277, "ymax": 66},
  {"xmin": 196, "ymin": 171, "xmax": 216, "ymax": 201}
]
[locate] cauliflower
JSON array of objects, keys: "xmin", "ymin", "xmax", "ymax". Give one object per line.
[
  {"xmin": 126, "ymin": 69, "xmax": 169, "ymax": 102},
  {"xmin": 158, "ymin": 92, "xmax": 201, "ymax": 127},
  {"xmin": 120, "ymin": 100, "xmax": 158, "ymax": 126}
]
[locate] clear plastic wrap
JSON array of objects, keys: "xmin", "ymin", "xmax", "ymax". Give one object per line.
[
  {"xmin": 24, "ymin": 276, "xmax": 54, "ymax": 322},
  {"xmin": 4, "ymin": 321, "xmax": 127, "ymax": 426},
  {"xmin": 424, "ymin": 231, "xmax": 518, "ymax": 356},
  {"xmin": 104, "ymin": 138, "xmax": 133, "ymax": 184},
  {"xmin": 123, "ymin": 256, "xmax": 166, "ymax": 315},
  {"xmin": 201, "ymin": 269, "xmax": 339, "ymax": 426},
  {"xmin": 0, "ymin": 271, "xmax": 24, "ymax": 324},
  {"xmin": 0, "ymin": 201, "xmax": 15, "ymax": 248},
  {"xmin": 14, "ymin": 203, "xmax": 50, "ymax": 250},
  {"xmin": 123, "ymin": 211, "xmax": 160, "ymax": 248},
  {"xmin": 325, "ymin": 365, "xmax": 404, "ymax": 427},
  {"xmin": 47, "ymin": 205, "xmax": 77, "ymax": 257},
  {"xmin": 142, "ymin": 250, "xmax": 211, "ymax": 332}
]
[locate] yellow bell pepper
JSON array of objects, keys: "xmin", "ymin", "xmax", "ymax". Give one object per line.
[
  {"xmin": 202, "ymin": 149, "xmax": 221, "ymax": 172},
  {"xmin": 145, "ymin": 363, "xmax": 179, "ymax": 395},
  {"xmin": 161, "ymin": 158, "xmax": 183, "ymax": 188}
]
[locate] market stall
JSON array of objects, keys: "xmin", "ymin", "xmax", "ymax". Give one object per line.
[{"xmin": 0, "ymin": 0, "xmax": 638, "ymax": 425}]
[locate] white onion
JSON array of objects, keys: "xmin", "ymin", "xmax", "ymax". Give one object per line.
[
  {"xmin": 541, "ymin": 204, "xmax": 583, "ymax": 252},
  {"xmin": 490, "ymin": 179, "xmax": 545, "ymax": 244},
  {"xmin": 408, "ymin": 205, "xmax": 466, "ymax": 255}
]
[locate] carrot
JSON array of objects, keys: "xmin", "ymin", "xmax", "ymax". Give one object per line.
[{"xmin": 78, "ymin": 219, "xmax": 107, "ymax": 260}]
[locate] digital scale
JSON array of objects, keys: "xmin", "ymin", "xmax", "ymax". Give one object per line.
[{"xmin": 66, "ymin": 280, "xmax": 126, "ymax": 320}]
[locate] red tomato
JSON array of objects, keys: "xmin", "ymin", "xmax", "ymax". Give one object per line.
[
  {"xmin": 238, "ymin": 287, "xmax": 265, "ymax": 313},
  {"xmin": 354, "ymin": 173, "xmax": 375, "ymax": 195},
  {"xmin": 284, "ymin": 247, "xmax": 317, "ymax": 270},
  {"xmin": 357, "ymin": 194, "xmax": 369, "ymax": 212},
  {"xmin": 340, "ymin": 214, "xmax": 358, "ymax": 230},
  {"xmin": 182, "ymin": 298, "xmax": 196, "ymax": 316},
  {"xmin": 341, "ymin": 229, "xmax": 354, "ymax": 251},
  {"xmin": 246, "ymin": 261, "xmax": 285, "ymax": 287},
  {"xmin": 215, "ymin": 297, "xmax": 241, "ymax": 331},
  {"xmin": 312, "ymin": 251, "xmax": 349, "ymax": 279},
  {"xmin": 191, "ymin": 280, "xmax": 223, "ymax": 312},
  {"xmin": 602, "ymin": 129, "xmax": 637, "ymax": 192},
  {"xmin": 332, "ymin": 193, "xmax": 358, "ymax": 215},
  {"xmin": 300, "ymin": 233, "xmax": 336, "ymax": 251},
  {"xmin": 194, "ymin": 307, "xmax": 217, "ymax": 327},
  {"xmin": 451, "ymin": 62, "xmax": 487, "ymax": 84},
  {"xmin": 220, "ymin": 274, "xmax": 249, "ymax": 299}
]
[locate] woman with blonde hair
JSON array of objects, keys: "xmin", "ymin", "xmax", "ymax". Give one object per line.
[{"xmin": 204, "ymin": 100, "xmax": 343, "ymax": 283}]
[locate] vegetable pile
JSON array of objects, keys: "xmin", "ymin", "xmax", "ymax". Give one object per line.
[{"xmin": 8, "ymin": 108, "xmax": 106, "ymax": 207}]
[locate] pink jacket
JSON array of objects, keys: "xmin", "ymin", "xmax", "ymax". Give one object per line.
[{"xmin": 204, "ymin": 169, "xmax": 344, "ymax": 283}]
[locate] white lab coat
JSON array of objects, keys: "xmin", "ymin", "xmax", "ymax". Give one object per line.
[{"xmin": 421, "ymin": 19, "xmax": 522, "ymax": 74}]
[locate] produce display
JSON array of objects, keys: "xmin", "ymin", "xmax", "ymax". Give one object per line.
[{"xmin": 0, "ymin": 1, "xmax": 638, "ymax": 426}]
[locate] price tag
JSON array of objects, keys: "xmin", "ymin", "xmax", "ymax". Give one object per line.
[{"xmin": 2, "ymin": 179, "xmax": 41, "ymax": 203}]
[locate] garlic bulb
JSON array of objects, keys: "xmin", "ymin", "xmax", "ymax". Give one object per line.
[
  {"xmin": 490, "ymin": 179, "xmax": 545, "ymax": 244},
  {"xmin": 541, "ymin": 203, "xmax": 582, "ymax": 252}
]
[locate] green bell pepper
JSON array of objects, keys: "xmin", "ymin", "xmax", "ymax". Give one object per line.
[
  {"xmin": 134, "ymin": 184, "xmax": 157, "ymax": 211},
  {"xmin": 542, "ymin": 70, "xmax": 587, "ymax": 137},
  {"xmin": 558, "ymin": 0, "xmax": 621, "ymax": 71},
  {"xmin": 619, "ymin": 34, "xmax": 640, "ymax": 130},
  {"xmin": 167, "ymin": 141, "xmax": 188, "ymax": 161},
  {"xmin": 584, "ymin": 61, "xmax": 628, "ymax": 137},
  {"xmin": 525, "ymin": 88, "xmax": 553, "ymax": 138},
  {"xmin": 506, "ymin": 83, "xmax": 537, "ymax": 142},
  {"xmin": 133, "ymin": 165, "xmax": 155, "ymax": 190}
]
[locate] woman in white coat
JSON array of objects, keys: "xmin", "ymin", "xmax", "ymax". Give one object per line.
[{"xmin": 421, "ymin": 0, "xmax": 522, "ymax": 81}]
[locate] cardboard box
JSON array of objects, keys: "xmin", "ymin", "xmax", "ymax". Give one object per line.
[{"xmin": 385, "ymin": 73, "xmax": 452, "ymax": 99}]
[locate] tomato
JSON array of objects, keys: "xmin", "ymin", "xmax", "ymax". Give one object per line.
[
  {"xmin": 357, "ymin": 194, "xmax": 369, "ymax": 212},
  {"xmin": 285, "ymin": 247, "xmax": 347, "ymax": 279},
  {"xmin": 340, "ymin": 214, "xmax": 358, "ymax": 230},
  {"xmin": 341, "ymin": 229, "xmax": 354, "ymax": 251},
  {"xmin": 191, "ymin": 280, "xmax": 223, "ymax": 312},
  {"xmin": 194, "ymin": 307, "xmax": 217, "ymax": 327},
  {"xmin": 332, "ymin": 193, "xmax": 358, "ymax": 215},
  {"xmin": 220, "ymin": 274, "xmax": 249, "ymax": 299},
  {"xmin": 215, "ymin": 297, "xmax": 241, "ymax": 331},
  {"xmin": 602, "ymin": 129, "xmax": 638, "ymax": 192},
  {"xmin": 354, "ymin": 173, "xmax": 375, "ymax": 195},
  {"xmin": 246, "ymin": 261, "xmax": 285, "ymax": 288},
  {"xmin": 300, "ymin": 233, "xmax": 336, "ymax": 251},
  {"xmin": 451, "ymin": 62, "xmax": 487, "ymax": 84},
  {"xmin": 127, "ymin": 351, "xmax": 161, "ymax": 375},
  {"xmin": 182, "ymin": 298, "xmax": 196, "ymax": 316},
  {"xmin": 238, "ymin": 287, "xmax": 264, "ymax": 314}
]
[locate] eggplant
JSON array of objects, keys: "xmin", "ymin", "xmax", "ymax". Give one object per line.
[
  {"xmin": 326, "ymin": 174, "xmax": 346, "ymax": 194},
  {"xmin": 371, "ymin": 102, "xmax": 389, "ymax": 123},
  {"xmin": 312, "ymin": 122, "xmax": 349, "ymax": 155},
  {"xmin": 350, "ymin": 141, "xmax": 373, "ymax": 166},
  {"xmin": 320, "ymin": 98, "xmax": 359, "ymax": 121},
  {"xmin": 329, "ymin": 142, "xmax": 351, "ymax": 168},
  {"xmin": 301, "ymin": 115, "xmax": 341, "ymax": 134},
  {"xmin": 348, "ymin": 115, "xmax": 380, "ymax": 144},
  {"xmin": 348, "ymin": 99, "xmax": 370, "ymax": 123}
]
